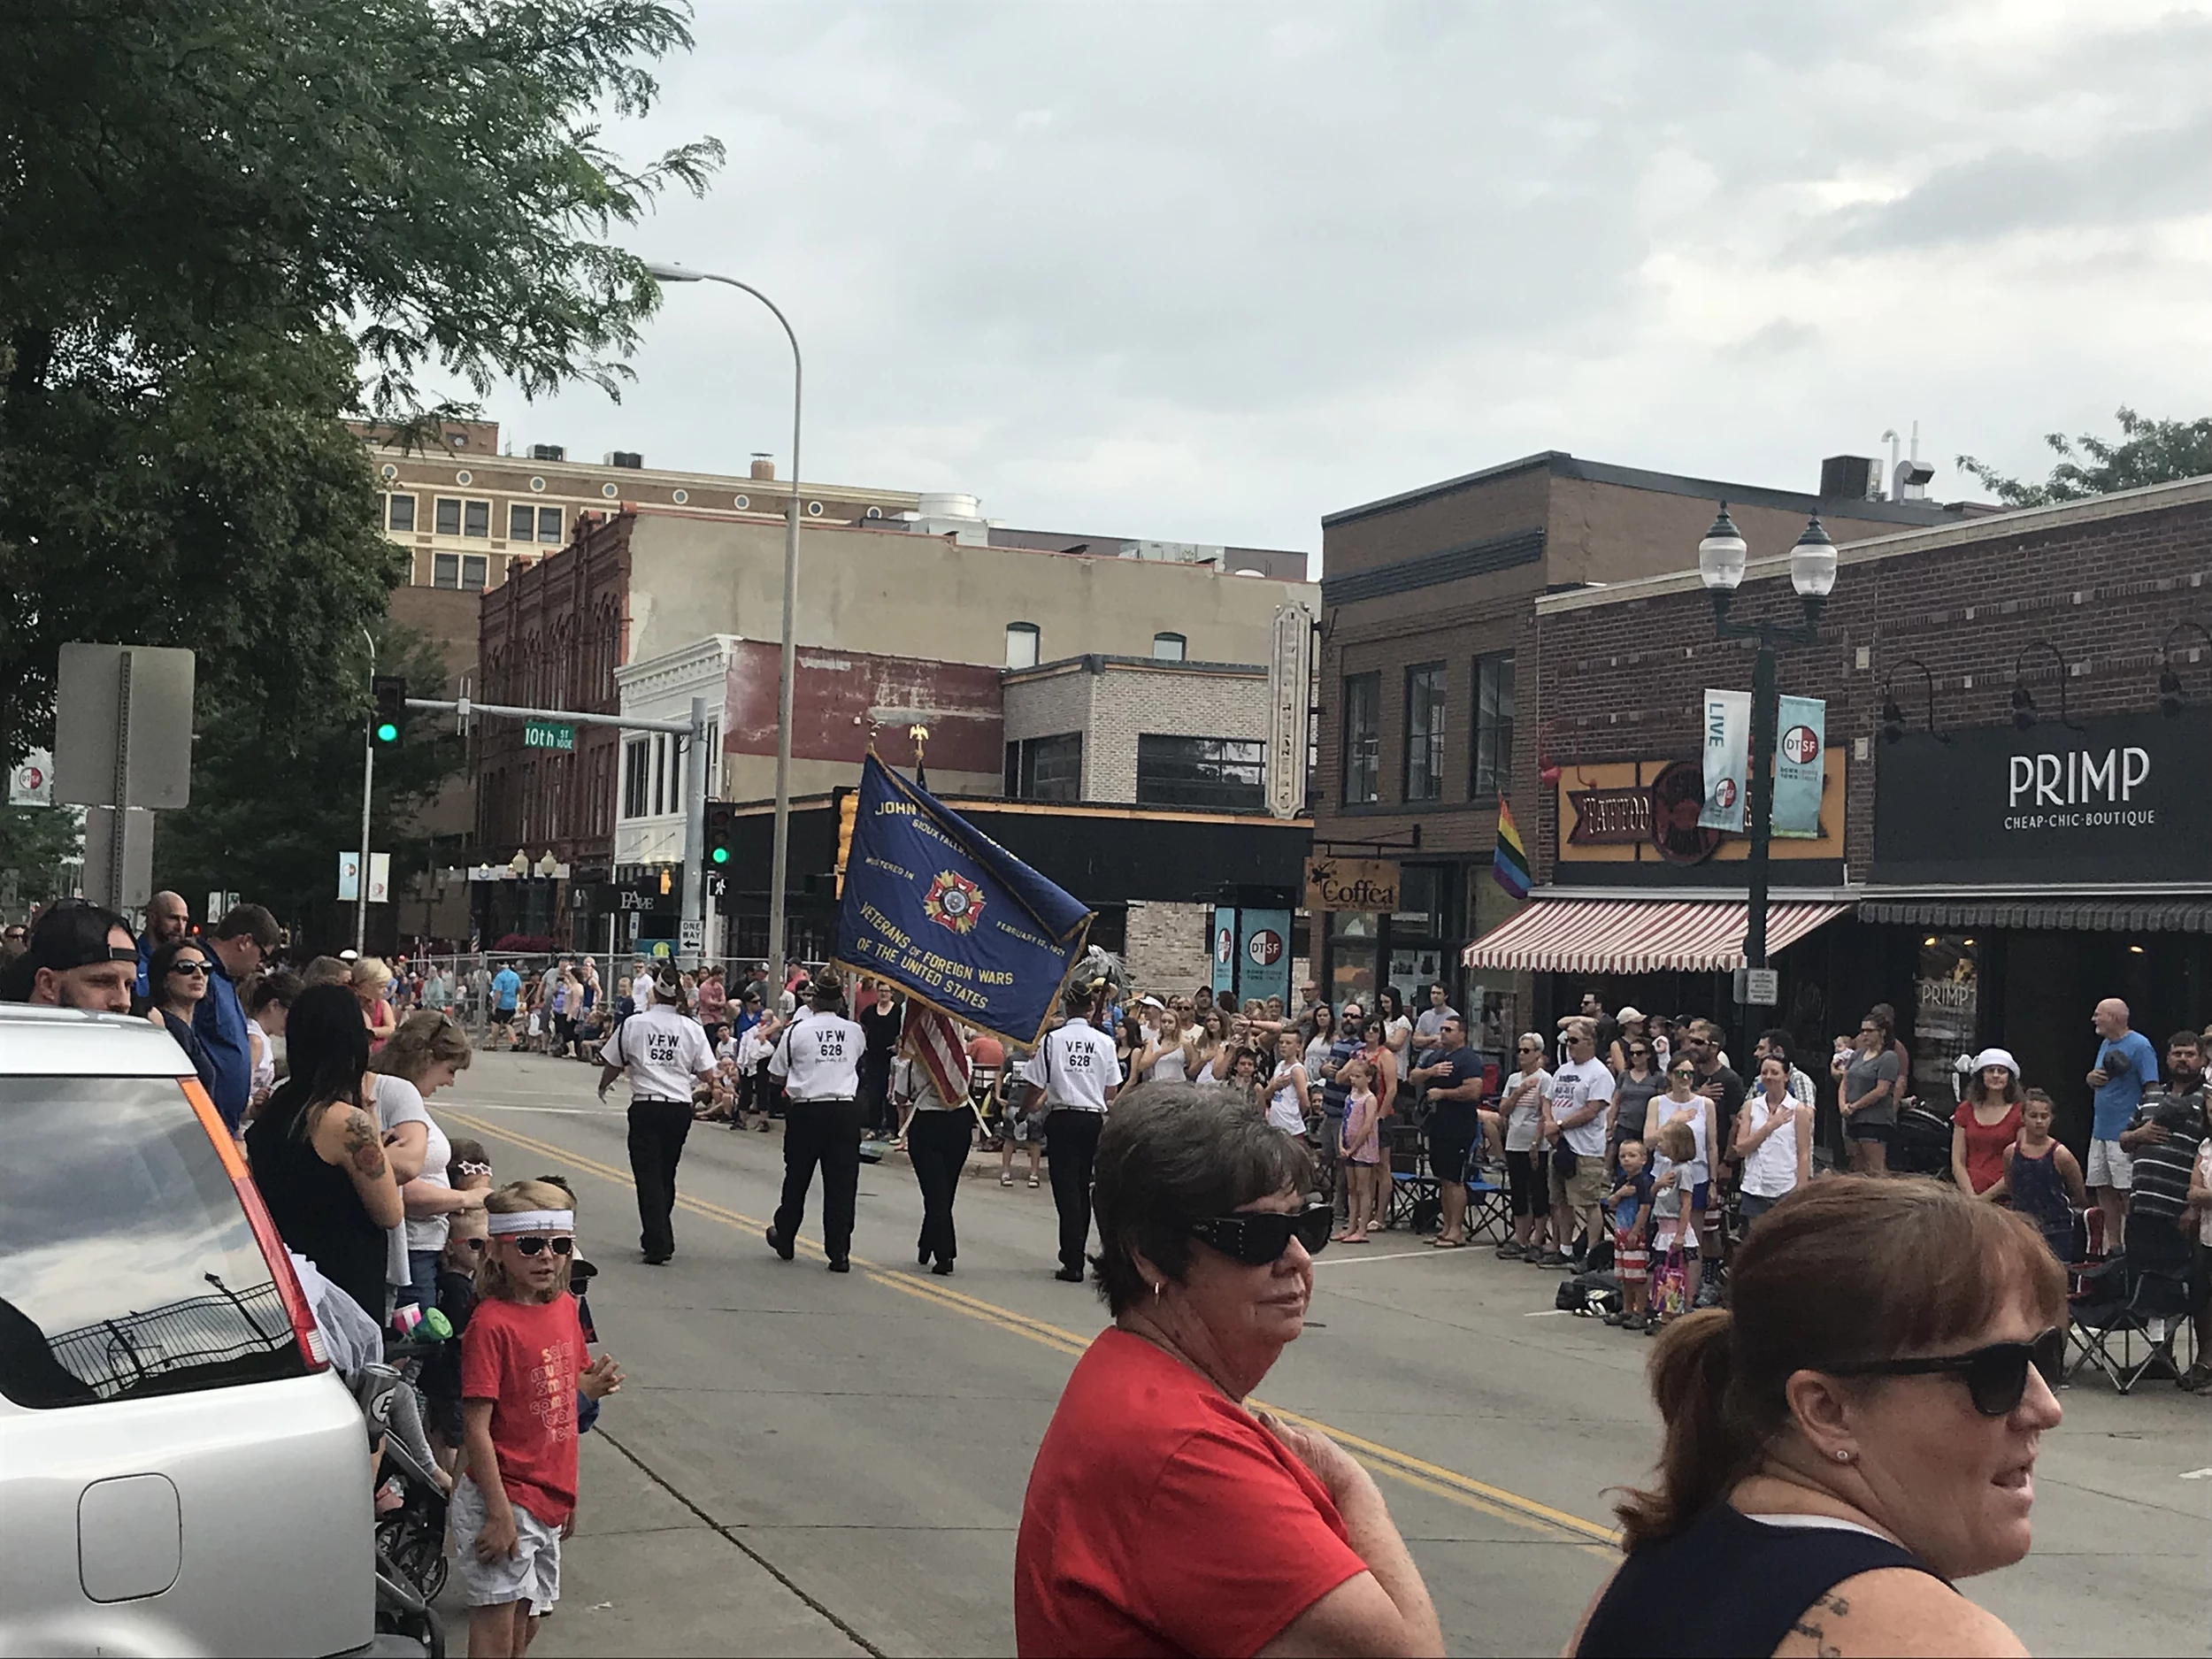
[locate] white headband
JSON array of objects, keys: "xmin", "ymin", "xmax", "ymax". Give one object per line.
[{"xmin": 487, "ymin": 1209, "xmax": 573, "ymax": 1236}]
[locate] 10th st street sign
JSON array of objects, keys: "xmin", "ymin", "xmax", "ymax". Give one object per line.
[{"xmin": 523, "ymin": 719, "xmax": 576, "ymax": 752}]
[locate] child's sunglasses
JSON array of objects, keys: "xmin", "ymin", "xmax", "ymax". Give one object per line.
[
  {"xmin": 1187, "ymin": 1201, "xmax": 1334, "ymax": 1265},
  {"xmin": 1824, "ymin": 1327, "xmax": 2064, "ymax": 1417},
  {"xmin": 509, "ymin": 1234, "xmax": 575, "ymax": 1257}
]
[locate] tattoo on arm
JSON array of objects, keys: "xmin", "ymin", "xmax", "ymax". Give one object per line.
[
  {"xmin": 1788, "ymin": 1621, "xmax": 1842, "ymax": 1658},
  {"xmin": 343, "ymin": 1109, "xmax": 388, "ymax": 1179}
]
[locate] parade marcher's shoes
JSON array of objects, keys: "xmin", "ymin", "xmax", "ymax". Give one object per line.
[
  {"xmin": 642, "ymin": 1252, "xmax": 670, "ymax": 1266},
  {"xmin": 765, "ymin": 1225, "xmax": 795, "ymax": 1262},
  {"xmin": 933, "ymin": 1260, "xmax": 955, "ymax": 1276},
  {"xmin": 827, "ymin": 1257, "xmax": 850, "ymax": 1273},
  {"xmin": 1054, "ymin": 1266, "xmax": 1084, "ymax": 1283}
]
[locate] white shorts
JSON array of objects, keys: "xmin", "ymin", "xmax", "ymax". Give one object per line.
[
  {"xmin": 2085, "ymin": 1138, "xmax": 2133, "ymax": 1190},
  {"xmin": 450, "ymin": 1474, "xmax": 562, "ymax": 1614}
]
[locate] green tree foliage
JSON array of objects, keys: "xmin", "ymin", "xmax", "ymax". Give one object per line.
[
  {"xmin": 0, "ymin": 804, "xmax": 84, "ymax": 908},
  {"xmin": 0, "ymin": 0, "xmax": 722, "ymax": 763},
  {"xmin": 1957, "ymin": 408, "xmax": 2212, "ymax": 508},
  {"xmin": 154, "ymin": 625, "xmax": 465, "ymax": 948}
]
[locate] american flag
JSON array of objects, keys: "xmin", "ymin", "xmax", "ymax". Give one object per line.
[{"xmin": 908, "ymin": 1003, "xmax": 972, "ymax": 1109}]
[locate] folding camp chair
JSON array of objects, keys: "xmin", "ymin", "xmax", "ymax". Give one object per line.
[
  {"xmin": 2066, "ymin": 1247, "xmax": 2193, "ymax": 1395},
  {"xmin": 1461, "ymin": 1175, "xmax": 1511, "ymax": 1244}
]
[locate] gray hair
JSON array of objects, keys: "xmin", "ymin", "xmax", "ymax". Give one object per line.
[{"xmin": 1089, "ymin": 1082, "xmax": 1314, "ymax": 1316}]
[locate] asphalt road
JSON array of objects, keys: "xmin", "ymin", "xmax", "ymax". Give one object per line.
[{"xmin": 430, "ymin": 1052, "xmax": 2208, "ymax": 1658}]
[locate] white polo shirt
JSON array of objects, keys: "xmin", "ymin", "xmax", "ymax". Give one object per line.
[
  {"xmin": 1019, "ymin": 1016, "xmax": 1123, "ymax": 1113},
  {"xmin": 772, "ymin": 1010, "xmax": 865, "ymax": 1101},
  {"xmin": 603, "ymin": 1004, "xmax": 714, "ymax": 1104}
]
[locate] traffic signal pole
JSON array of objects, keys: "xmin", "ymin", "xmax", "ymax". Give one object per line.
[
  {"xmin": 357, "ymin": 628, "xmax": 375, "ymax": 956},
  {"xmin": 403, "ymin": 693, "xmax": 712, "ymax": 965}
]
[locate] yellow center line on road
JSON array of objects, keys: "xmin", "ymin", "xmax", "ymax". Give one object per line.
[{"xmin": 439, "ymin": 1105, "xmax": 1620, "ymax": 1552}]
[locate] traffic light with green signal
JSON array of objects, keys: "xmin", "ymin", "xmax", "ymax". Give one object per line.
[
  {"xmin": 704, "ymin": 801, "xmax": 737, "ymax": 868},
  {"xmin": 372, "ymin": 676, "xmax": 407, "ymax": 746}
]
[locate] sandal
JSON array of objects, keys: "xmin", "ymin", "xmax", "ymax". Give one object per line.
[
  {"xmin": 1027, "ymin": 1174, "xmax": 1041, "ymax": 1188},
  {"xmin": 1001, "ymin": 1171, "xmax": 1015, "ymax": 1187},
  {"xmin": 2179, "ymin": 1362, "xmax": 2212, "ymax": 1394},
  {"xmin": 1430, "ymin": 1235, "xmax": 1467, "ymax": 1248}
]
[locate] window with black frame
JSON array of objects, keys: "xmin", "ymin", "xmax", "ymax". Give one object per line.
[
  {"xmin": 1342, "ymin": 672, "xmax": 1379, "ymax": 804},
  {"xmin": 1471, "ymin": 651, "xmax": 1515, "ymax": 800},
  {"xmin": 1135, "ymin": 735, "xmax": 1264, "ymax": 810},
  {"xmin": 1404, "ymin": 663, "xmax": 1446, "ymax": 802},
  {"xmin": 1006, "ymin": 733, "xmax": 1082, "ymax": 802}
]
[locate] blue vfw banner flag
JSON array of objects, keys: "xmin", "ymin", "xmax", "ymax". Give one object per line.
[{"xmin": 833, "ymin": 753, "xmax": 1093, "ymax": 1048}]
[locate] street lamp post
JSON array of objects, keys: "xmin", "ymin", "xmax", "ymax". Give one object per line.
[
  {"xmin": 1695, "ymin": 505, "xmax": 1837, "ymax": 1023},
  {"xmin": 645, "ymin": 261, "xmax": 803, "ymax": 988}
]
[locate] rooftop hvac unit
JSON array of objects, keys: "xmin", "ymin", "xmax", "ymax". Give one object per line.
[
  {"xmin": 1818, "ymin": 455, "xmax": 1879, "ymax": 502},
  {"xmin": 606, "ymin": 450, "xmax": 644, "ymax": 469},
  {"xmin": 530, "ymin": 444, "xmax": 565, "ymax": 462}
]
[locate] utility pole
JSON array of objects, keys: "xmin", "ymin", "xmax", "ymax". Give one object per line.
[{"xmin": 681, "ymin": 695, "xmax": 709, "ymax": 972}]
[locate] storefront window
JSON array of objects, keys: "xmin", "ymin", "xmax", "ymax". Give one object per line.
[
  {"xmin": 1913, "ymin": 935, "xmax": 1978, "ymax": 1110},
  {"xmin": 1388, "ymin": 865, "xmax": 1452, "ymax": 1016},
  {"xmin": 1327, "ymin": 911, "xmax": 1378, "ymax": 1007}
]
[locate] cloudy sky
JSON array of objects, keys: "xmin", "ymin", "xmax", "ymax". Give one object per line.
[{"xmin": 472, "ymin": 0, "xmax": 2212, "ymax": 560}]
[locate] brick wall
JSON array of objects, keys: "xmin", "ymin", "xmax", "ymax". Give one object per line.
[
  {"xmin": 1003, "ymin": 658, "xmax": 1271, "ymax": 804},
  {"xmin": 1125, "ymin": 900, "xmax": 1209, "ymax": 995},
  {"xmin": 1531, "ymin": 488, "xmax": 2212, "ymax": 882}
]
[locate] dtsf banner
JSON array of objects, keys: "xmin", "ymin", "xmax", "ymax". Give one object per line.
[
  {"xmin": 1698, "ymin": 689, "xmax": 1824, "ymax": 837},
  {"xmin": 833, "ymin": 754, "xmax": 1093, "ymax": 1048}
]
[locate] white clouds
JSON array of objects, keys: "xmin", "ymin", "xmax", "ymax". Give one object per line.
[{"xmin": 471, "ymin": 0, "xmax": 2212, "ymax": 554}]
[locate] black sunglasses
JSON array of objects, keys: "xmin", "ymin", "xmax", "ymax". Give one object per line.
[
  {"xmin": 1825, "ymin": 1327, "xmax": 2064, "ymax": 1417},
  {"xmin": 510, "ymin": 1235, "xmax": 575, "ymax": 1257},
  {"xmin": 1189, "ymin": 1201, "xmax": 1333, "ymax": 1266},
  {"xmin": 456, "ymin": 1236, "xmax": 487, "ymax": 1255},
  {"xmin": 168, "ymin": 960, "xmax": 209, "ymax": 976}
]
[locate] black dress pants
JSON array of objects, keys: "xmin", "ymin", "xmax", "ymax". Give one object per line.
[
  {"xmin": 776, "ymin": 1096, "xmax": 864, "ymax": 1262},
  {"xmin": 627, "ymin": 1099, "xmax": 694, "ymax": 1260},
  {"xmin": 1044, "ymin": 1109, "xmax": 1105, "ymax": 1273},
  {"xmin": 908, "ymin": 1110, "xmax": 972, "ymax": 1264}
]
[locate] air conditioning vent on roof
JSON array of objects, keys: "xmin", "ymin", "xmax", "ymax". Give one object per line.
[
  {"xmin": 1818, "ymin": 456, "xmax": 1879, "ymax": 502},
  {"xmin": 606, "ymin": 451, "xmax": 643, "ymax": 469},
  {"xmin": 530, "ymin": 444, "xmax": 565, "ymax": 462}
]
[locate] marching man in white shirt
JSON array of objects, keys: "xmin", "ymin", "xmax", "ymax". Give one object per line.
[
  {"xmin": 596, "ymin": 969, "xmax": 718, "ymax": 1265},
  {"xmin": 1018, "ymin": 979, "xmax": 1124, "ymax": 1283},
  {"xmin": 766, "ymin": 969, "xmax": 868, "ymax": 1273}
]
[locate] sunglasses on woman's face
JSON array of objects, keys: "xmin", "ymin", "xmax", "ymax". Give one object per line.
[
  {"xmin": 508, "ymin": 1234, "xmax": 574, "ymax": 1257},
  {"xmin": 1629, "ymin": 1046, "xmax": 1652, "ymax": 1056},
  {"xmin": 1188, "ymin": 1200, "xmax": 1334, "ymax": 1266},
  {"xmin": 1825, "ymin": 1327, "xmax": 2064, "ymax": 1417},
  {"xmin": 169, "ymin": 961, "xmax": 209, "ymax": 976},
  {"xmin": 456, "ymin": 1236, "xmax": 487, "ymax": 1255}
]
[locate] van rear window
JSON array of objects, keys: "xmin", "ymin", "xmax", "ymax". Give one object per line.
[{"xmin": 0, "ymin": 1078, "xmax": 310, "ymax": 1409}]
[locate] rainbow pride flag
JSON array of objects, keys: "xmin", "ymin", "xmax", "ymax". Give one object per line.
[{"xmin": 1492, "ymin": 797, "xmax": 1532, "ymax": 900}]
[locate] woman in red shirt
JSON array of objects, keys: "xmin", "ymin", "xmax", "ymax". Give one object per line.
[
  {"xmin": 1951, "ymin": 1048, "xmax": 2024, "ymax": 1199},
  {"xmin": 1013, "ymin": 1084, "xmax": 1441, "ymax": 1658}
]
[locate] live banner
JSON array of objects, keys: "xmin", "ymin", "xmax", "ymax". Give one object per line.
[
  {"xmin": 1697, "ymin": 688, "xmax": 1825, "ymax": 836},
  {"xmin": 833, "ymin": 753, "xmax": 1093, "ymax": 1048}
]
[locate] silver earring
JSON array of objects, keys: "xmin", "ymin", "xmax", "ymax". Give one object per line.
[
  {"xmin": 1152, "ymin": 1279, "xmax": 1164, "ymax": 1298},
  {"xmin": 1834, "ymin": 1449, "xmax": 1854, "ymax": 1463}
]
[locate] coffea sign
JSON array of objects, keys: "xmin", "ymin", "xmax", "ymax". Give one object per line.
[
  {"xmin": 1304, "ymin": 857, "xmax": 1401, "ymax": 912},
  {"xmin": 1874, "ymin": 712, "xmax": 2211, "ymax": 884}
]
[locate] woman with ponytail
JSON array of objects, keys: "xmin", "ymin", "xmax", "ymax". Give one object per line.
[{"xmin": 1571, "ymin": 1178, "xmax": 2064, "ymax": 1658}]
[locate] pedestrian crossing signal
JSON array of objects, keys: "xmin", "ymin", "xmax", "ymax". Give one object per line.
[
  {"xmin": 372, "ymin": 676, "xmax": 406, "ymax": 746},
  {"xmin": 704, "ymin": 801, "xmax": 736, "ymax": 868}
]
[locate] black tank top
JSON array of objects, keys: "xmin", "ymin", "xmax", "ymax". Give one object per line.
[
  {"xmin": 1577, "ymin": 1505, "xmax": 1948, "ymax": 1657},
  {"xmin": 247, "ymin": 1102, "xmax": 388, "ymax": 1323}
]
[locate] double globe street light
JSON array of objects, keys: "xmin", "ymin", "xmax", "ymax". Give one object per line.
[{"xmin": 1695, "ymin": 504, "xmax": 1838, "ymax": 1019}]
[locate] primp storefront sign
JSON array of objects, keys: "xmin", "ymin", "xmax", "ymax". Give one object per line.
[{"xmin": 1873, "ymin": 711, "xmax": 2212, "ymax": 884}]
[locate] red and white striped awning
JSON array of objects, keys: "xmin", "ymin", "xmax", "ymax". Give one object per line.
[{"xmin": 1461, "ymin": 898, "xmax": 1850, "ymax": 975}]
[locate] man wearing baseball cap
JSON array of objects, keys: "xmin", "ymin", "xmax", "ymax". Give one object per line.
[{"xmin": 0, "ymin": 901, "xmax": 139, "ymax": 1012}]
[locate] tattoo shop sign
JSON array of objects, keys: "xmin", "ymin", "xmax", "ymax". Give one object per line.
[{"xmin": 1874, "ymin": 710, "xmax": 2212, "ymax": 884}]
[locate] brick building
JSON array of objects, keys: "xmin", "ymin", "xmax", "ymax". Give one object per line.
[
  {"xmin": 1469, "ymin": 475, "xmax": 2212, "ymax": 1144},
  {"xmin": 475, "ymin": 503, "xmax": 1317, "ymax": 955},
  {"xmin": 1310, "ymin": 449, "xmax": 1963, "ymax": 1040}
]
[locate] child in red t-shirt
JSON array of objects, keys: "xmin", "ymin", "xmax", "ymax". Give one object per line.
[{"xmin": 457, "ymin": 1179, "xmax": 598, "ymax": 1659}]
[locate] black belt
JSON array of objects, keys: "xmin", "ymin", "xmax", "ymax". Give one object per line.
[
  {"xmin": 792, "ymin": 1094, "xmax": 856, "ymax": 1103},
  {"xmin": 631, "ymin": 1096, "xmax": 688, "ymax": 1106}
]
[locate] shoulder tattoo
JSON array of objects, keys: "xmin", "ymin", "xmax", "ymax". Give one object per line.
[{"xmin": 342, "ymin": 1107, "xmax": 388, "ymax": 1178}]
